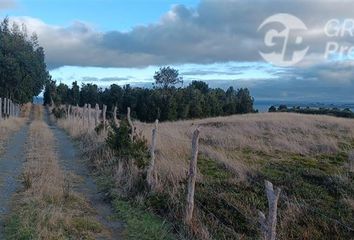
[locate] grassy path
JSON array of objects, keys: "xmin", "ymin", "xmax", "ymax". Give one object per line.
[
  {"xmin": 0, "ymin": 123, "xmax": 29, "ymax": 238},
  {"xmin": 3, "ymin": 105, "xmax": 124, "ymax": 239},
  {"xmin": 44, "ymin": 108, "xmax": 124, "ymax": 239}
]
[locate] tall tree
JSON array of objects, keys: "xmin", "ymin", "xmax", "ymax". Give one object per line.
[
  {"xmin": 0, "ymin": 18, "xmax": 49, "ymax": 103},
  {"xmin": 154, "ymin": 66, "xmax": 183, "ymax": 88}
]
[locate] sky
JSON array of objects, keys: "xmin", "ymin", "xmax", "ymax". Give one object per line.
[{"xmin": 1, "ymin": 0, "xmax": 354, "ymax": 102}]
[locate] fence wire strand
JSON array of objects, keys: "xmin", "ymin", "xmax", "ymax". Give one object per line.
[{"xmin": 65, "ymin": 104, "xmax": 354, "ymax": 234}]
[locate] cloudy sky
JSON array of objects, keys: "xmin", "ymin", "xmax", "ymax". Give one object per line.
[{"xmin": 1, "ymin": 0, "xmax": 354, "ymax": 102}]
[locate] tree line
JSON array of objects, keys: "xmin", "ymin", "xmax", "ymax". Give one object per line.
[
  {"xmin": 45, "ymin": 67, "xmax": 255, "ymax": 122},
  {"xmin": 269, "ymin": 105, "xmax": 354, "ymax": 118},
  {"xmin": 0, "ymin": 18, "xmax": 49, "ymax": 103}
]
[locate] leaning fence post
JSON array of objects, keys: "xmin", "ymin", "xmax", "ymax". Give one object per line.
[
  {"xmin": 147, "ymin": 119, "xmax": 159, "ymax": 190},
  {"xmin": 258, "ymin": 180, "xmax": 281, "ymax": 240},
  {"xmin": 185, "ymin": 127, "xmax": 201, "ymax": 226},
  {"xmin": 127, "ymin": 107, "xmax": 134, "ymax": 141}
]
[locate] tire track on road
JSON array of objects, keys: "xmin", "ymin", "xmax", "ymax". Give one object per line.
[
  {"xmin": 44, "ymin": 109, "xmax": 124, "ymax": 239},
  {"xmin": 0, "ymin": 123, "xmax": 30, "ymax": 238}
]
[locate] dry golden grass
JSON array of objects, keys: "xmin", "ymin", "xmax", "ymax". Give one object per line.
[
  {"xmin": 58, "ymin": 115, "xmax": 103, "ymax": 139},
  {"xmin": 58, "ymin": 111, "xmax": 354, "ymax": 239},
  {"xmin": 6, "ymin": 105, "xmax": 105, "ymax": 240},
  {"xmin": 59, "ymin": 111, "xmax": 354, "ymax": 198},
  {"xmin": 20, "ymin": 103, "xmax": 32, "ymax": 118},
  {"xmin": 0, "ymin": 104, "xmax": 29, "ymax": 155},
  {"xmin": 135, "ymin": 112, "xmax": 354, "ymax": 186}
]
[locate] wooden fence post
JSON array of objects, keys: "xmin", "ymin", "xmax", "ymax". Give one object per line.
[
  {"xmin": 147, "ymin": 119, "xmax": 159, "ymax": 190},
  {"xmin": 127, "ymin": 107, "xmax": 134, "ymax": 141},
  {"xmin": 95, "ymin": 103, "xmax": 99, "ymax": 127},
  {"xmin": 102, "ymin": 104, "xmax": 107, "ymax": 131},
  {"xmin": 185, "ymin": 127, "xmax": 201, "ymax": 226},
  {"xmin": 258, "ymin": 180, "xmax": 281, "ymax": 240}
]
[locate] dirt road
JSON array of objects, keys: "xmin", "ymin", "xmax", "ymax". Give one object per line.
[{"xmin": 0, "ymin": 106, "xmax": 124, "ymax": 239}]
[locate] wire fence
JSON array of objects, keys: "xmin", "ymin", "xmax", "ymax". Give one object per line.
[{"xmin": 63, "ymin": 103, "xmax": 354, "ymax": 236}]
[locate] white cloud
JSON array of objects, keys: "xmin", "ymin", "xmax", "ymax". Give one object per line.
[
  {"xmin": 8, "ymin": 0, "xmax": 353, "ymax": 69},
  {"xmin": 5, "ymin": 0, "xmax": 354, "ymax": 101}
]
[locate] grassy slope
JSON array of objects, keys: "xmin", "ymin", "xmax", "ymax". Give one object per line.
[
  {"xmin": 136, "ymin": 113, "xmax": 354, "ymax": 239},
  {"xmin": 59, "ymin": 112, "xmax": 354, "ymax": 239}
]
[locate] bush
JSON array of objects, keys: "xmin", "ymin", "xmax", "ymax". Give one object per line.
[
  {"xmin": 268, "ymin": 106, "xmax": 277, "ymax": 112},
  {"xmin": 106, "ymin": 119, "xmax": 150, "ymax": 170}
]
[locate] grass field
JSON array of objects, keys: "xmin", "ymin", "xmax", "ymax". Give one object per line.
[{"xmin": 59, "ymin": 112, "xmax": 354, "ymax": 239}]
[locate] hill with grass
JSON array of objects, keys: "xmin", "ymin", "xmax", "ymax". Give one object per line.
[{"xmin": 58, "ymin": 110, "xmax": 354, "ymax": 239}]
